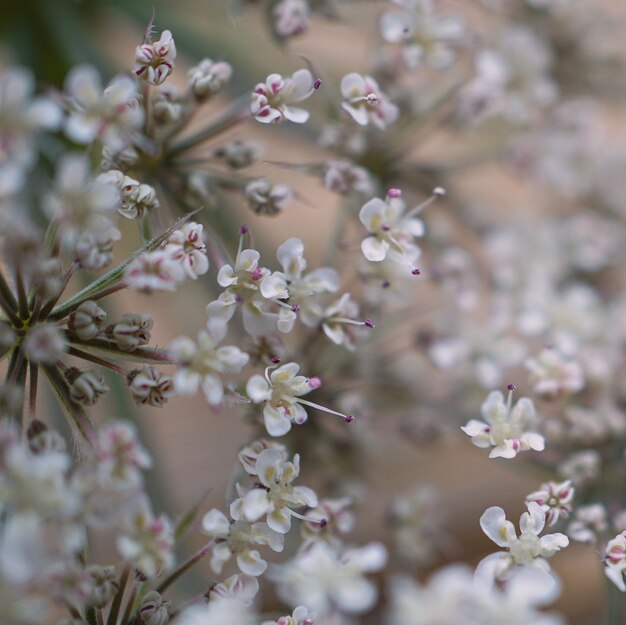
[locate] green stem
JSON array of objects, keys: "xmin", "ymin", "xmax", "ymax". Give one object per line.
[
  {"xmin": 156, "ymin": 542, "xmax": 213, "ymax": 594},
  {"xmin": 106, "ymin": 566, "xmax": 130, "ymax": 625}
]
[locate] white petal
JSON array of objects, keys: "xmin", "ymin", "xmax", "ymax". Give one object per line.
[
  {"xmin": 246, "ymin": 375, "xmax": 272, "ymax": 403},
  {"xmin": 282, "ymin": 106, "xmax": 310, "ymax": 123},
  {"xmin": 361, "ymin": 237, "xmax": 388, "ymax": 262},
  {"xmin": 201, "ymin": 374, "xmax": 224, "ymax": 406},
  {"xmin": 264, "ymin": 406, "xmax": 292, "ymax": 437},
  {"xmin": 341, "ymin": 72, "xmax": 366, "ymax": 98},
  {"xmin": 237, "ymin": 549, "xmax": 267, "ymax": 576},
  {"xmin": 202, "ymin": 509, "xmax": 230, "ymax": 538},
  {"xmin": 480, "ymin": 506, "xmax": 515, "ymax": 547},
  {"xmin": 242, "ymin": 489, "xmax": 270, "ymax": 522}
]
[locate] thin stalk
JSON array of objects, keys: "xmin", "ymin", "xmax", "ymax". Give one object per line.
[
  {"xmin": 14, "ymin": 267, "xmax": 29, "ymax": 321},
  {"xmin": 96, "ymin": 610, "xmax": 105, "ymax": 625},
  {"xmin": 50, "ymin": 283, "xmax": 127, "ymax": 322},
  {"xmin": 156, "ymin": 542, "xmax": 213, "ymax": 594},
  {"xmin": 120, "ymin": 576, "xmax": 139, "ymax": 625},
  {"xmin": 0, "ymin": 269, "xmax": 18, "ymax": 313},
  {"xmin": 28, "ymin": 362, "xmax": 38, "ymax": 416},
  {"xmin": 106, "ymin": 566, "xmax": 130, "ymax": 625},
  {"xmin": 167, "ymin": 96, "xmax": 250, "ymax": 158},
  {"xmin": 38, "ymin": 261, "xmax": 78, "ymax": 320},
  {"xmin": 67, "ymin": 345, "xmax": 125, "ymax": 373}
]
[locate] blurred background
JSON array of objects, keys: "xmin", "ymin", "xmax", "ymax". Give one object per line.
[{"xmin": 4, "ymin": 0, "xmax": 626, "ymax": 623}]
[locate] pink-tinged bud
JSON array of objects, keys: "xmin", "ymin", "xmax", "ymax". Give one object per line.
[
  {"xmin": 364, "ymin": 319, "xmax": 375, "ymax": 328},
  {"xmin": 313, "ymin": 79, "xmax": 322, "ymax": 90},
  {"xmin": 344, "ymin": 415, "xmax": 355, "ymax": 423},
  {"xmin": 411, "ymin": 267, "xmax": 421, "ymax": 275},
  {"xmin": 271, "ymin": 357, "xmax": 281, "ymax": 364},
  {"xmin": 291, "ymin": 304, "xmax": 301, "ymax": 312},
  {"xmin": 507, "ymin": 383, "xmax": 516, "ymax": 391},
  {"xmin": 240, "ymin": 224, "xmax": 249, "ymax": 235},
  {"xmin": 319, "ymin": 518, "xmax": 328, "ymax": 528},
  {"xmin": 308, "ymin": 377, "xmax": 322, "ymax": 389},
  {"xmin": 387, "ymin": 188, "xmax": 402, "ymax": 198}
]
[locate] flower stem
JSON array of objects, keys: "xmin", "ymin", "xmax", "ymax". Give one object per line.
[
  {"xmin": 156, "ymin": 542, "xmax": 214, "ymax": 594},
  {"xmin": 106, "ymin": 566, "xmax": 130, "ymax": 625}
]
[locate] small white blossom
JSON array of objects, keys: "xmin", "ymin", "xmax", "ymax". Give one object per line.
[
  {"xmin": 177, "ymin": 597, "xmax": 255, "ymax": 625},
  {"xmin": 117, "ymin": 497, "xmax": 174, "ymax": 578},
  {"xmin": 567, "ymin": 504, "xmax": 607, "ymax": 543},
  {"xmin": 188, "ymin": 58, "xmax": 233, "ymax": 98},
  {"xmin": 125, "ymin": 250, "xmax": 186, "ymax": 292},
  {"xmin": 251, "ymin": 69, "xmax": 315, "ymax": 124},
  {"xmin": 97, "ymin": 421, "xmax": 152, "ymax": 490},
  {"xmin": 65, "ymin": 65, "xmax": 143, "ymax": 151},
  {"xmin": 272, "ymin": 541, "xmax": 387, "ymax": 615},
  {"xmin": 163, "ymin": 221, "xmax": 209, "ymax": 280},
  {"xmin": 134, "ymin": 30, "xmax": 177, "ymax": 86},
  {"xmin": 273, "ymin": 0, "xmax": 310, "ymax": 38},
  {"xmin": 262, "ymin": 606, "xmax": 314, "ymax": 625},
  {"xmin": 478, "ymin": 502, "xmax": 569, "ymax": 580},
  {"xmin": 462, "ymin": 388, "xmax": 545, "ymax": 459},
  {"xmin": 233, "ymin": 447, "xmax": 318, "ymax": 533},
  {"xmin": 525, "ymin": 347, "xmax": 584, "ymax": 398},
  {"xmin": 247, "ymin": 362, "xmax": 343, "ymax": 436},
  {"xmin": 341, "ymin": 73, "xmax": 398, "ymax": 130},
  {"xmin": 169, "ymin": 330, "xmax": 249, "ymax": 406},
  {"xmin": 604, "ymin": 531, "xmax": 626, "ymax": 591},
  {"xmin": 525, "ymin": 480, "xmax": 574, "ymax": 527},
  {"xmin": 245, "ymin": 178, "xmax": 293, "ymax": 216},
  {"xmin": 208, "ymin": 573, "xmax": 260, "ymax": 606},
  {"xmin": 201, "ymin": 507, "xmax": 284, "ymax": 575}
]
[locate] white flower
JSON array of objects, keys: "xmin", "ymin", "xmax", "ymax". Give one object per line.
[
  {"xmin": 125, "ymin": 250, "xmax": 186, "ymax": 292},
  {"xmin": 525, "ymin": 480, "xmax": 574, "ymax": 527},
  {"xmin": 251, "ymin": 69, "xmax": 315, "ymax": 124},
  {"xmin": 245, "ymin": 178, "xmax": 293, "ymax": 216},
  {"xmin": 117, "ymin": 497, "xmax": 174, "ymax": 578},
  {"xmin": 604, "ymin": 531, "xmax": 626, "ymax": 591},
  {"xmin": 525, "ymin": 347, "xmax": 584, "ymax": 398},
  {"xmin": 208, "ymin": 573, "xmax": 260, "ymax": 606},
  {"xmin": 323, "ymin": 160, "xmax": 373, "ymax": 195},
  {"xmin": 201, "ymin": 507, "xmax": 283, "ymax": 576},
  {"xmin": 272, "ymin": 541, "xmax": 387, "ymax": 615},
  {"xmin": 478, "ymin": 502, "xmax": 569, "ymax": 580},
  {"xmin": 177, "ymin": 598, "xmax": 256, "ymax": 625},
  {"xmin": 169, "ymin": 330, "xmax": 249, "ymax": 405},
  {"xmin": 163, "ymin": 222, "xmax": 209, "ymax": 280},
  {"xmin": 233, "ymin": 448, "xmax": 318, "ymax": 533},
  {"xmin": 567, "ymin": 504, "xmax": 607, "ymax": 543},
  {"xmin": 246, "ymin": 362, "xmax": 350, "ymax": 436},
  {"xmin": 65, "ymin": 65, "xmax": 143, "ymax": 151},
  {"xmin": 461, "ymin": 388, "xmax": 545, "ymax": 459},
  {"xmin": 341, "ymin": 73, "xmax": 398, "ymax": 130},
  {"xmin": 359, "ymin": 190, "xmax": 435, "ymax": 266},
  {"xmin": 188, "ymin": 58, "xmax": 233, "ymax": 98},
  {"xmin": 97, "ymin": 421, "xmax": 152, "ymax": 490},
  {"xmin": 207, "ymin": 240, "xmax": 279, "ymax": 337},
  {"xmin": 262, "ymin": 606, "xmax": 314, "ymax": 625},
  {"xmin": 44, "ymin": 155, "xmax": 120, "ymax": 244},
  {"xmin": 134, "ymin": 30, "xmax": 177, "ymax": 85},
  {"xmin": 273, "ymin": 0, "xmax": 310, "ymax": 38},
  {"xmin": 0, "ymin": 66, "xmax": 61, "ymax": 176},
  {"xmin": 380, "ymin": 2, "xmax": 465, "ymax": 70}
]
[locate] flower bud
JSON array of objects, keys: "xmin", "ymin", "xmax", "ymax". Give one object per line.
[
  {"xmin": 245, "ymin": 178, "xmax": 292, "ymax": 216},
  {"xmin": 31, "ymin": 257, "xmax": 65, "ymax": 300},
  {"xmin": 67, "ymin": 369, "xmax": 109, "ymax": 406},
  {"xmin": 215, "ymin": 139, "xmax": 263, "ymax": 169},
  {"xmin": 128, "ymin": 367, "xmax": 174, "ymax": 407},
  {"xmin": 86, "ymin": 565, "xmax": 118, "ymax": 608},
  {"xmin": 152, "ymin": 87, "xmax": 186, "ymax": 125},
  {"xmin": 110, "ymin": 313, "xmax": 153, "ymax": 351},
  {"xmin": 75, "ymin": 227, "xmax": 121, "ymax": 270},
  {"xmin": 23, "ymin": 323, "xmax": 67, "ymax": 363},
  {"xmin": 69, "ymin": 301, "xmax": 107, "ymax": 340},
  {"xmin": 28, "ymin": 420, "xmax": 67, "ymax": 454},
  {"xmin": 188, "ymin": 58, "xmax": 233, "ymax": 99},
  {"xmin": 139, "ymin": 590, "xmax": 170, "ymax": 625},
  {"xmin": 134, "ymin": 30, "xmax": 176, "ymax": 86}
]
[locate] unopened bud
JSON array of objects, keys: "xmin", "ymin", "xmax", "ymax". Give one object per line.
[
  {"xmin": 128, "ymin": 367, "xmax": 174, "ymax": 407},
  {"xmin": 110, "ymin": 313, "xmax": 153, "ymax": 351},
  {"xmin": 139, "ymin": 590, "xmax": 170, "ymax": 625},
  {"xmin": 69, "ymin": 301, "xmax": 107, "ymax": 340},
  {"xmin": 23, "ymin": 323, "xmax": 67, "ymax": 363},
  {"xmin": 86, "ymin": 565, "xmax": 118, "ymax": 609},
  {"xmin": 67, "ymin": 369, "xmax": 109, "ymax": 406}
]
